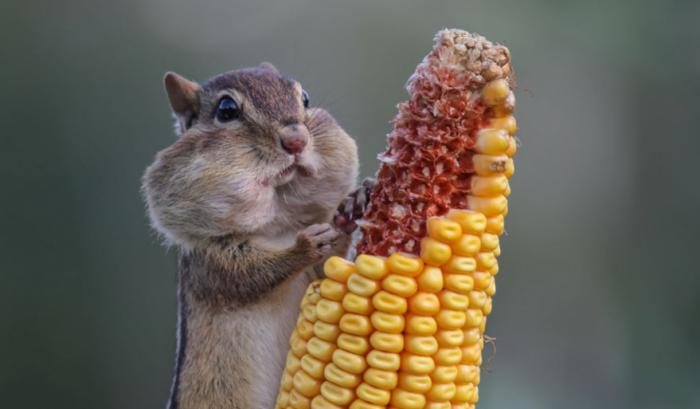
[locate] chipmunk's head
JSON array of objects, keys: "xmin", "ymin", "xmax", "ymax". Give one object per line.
[{"xmin": 142, "ymin": 63, "xmax": 358, "ymax": 248}]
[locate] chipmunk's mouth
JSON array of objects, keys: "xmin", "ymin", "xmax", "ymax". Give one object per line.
[
  {"xmin": 264, "ymin": 159, "xmax": 314, "ymax": 187},
  {"xmin": 269, "ymin": 163, "xmax": 301, "ymax": 186}
]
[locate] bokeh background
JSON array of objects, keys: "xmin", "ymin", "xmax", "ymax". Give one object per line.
[{"xmin": 2, "ymin": 0, "xmax": 699, "ymax": 408}]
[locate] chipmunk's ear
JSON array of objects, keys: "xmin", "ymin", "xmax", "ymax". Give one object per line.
[
  {"xmin": 258, "ymin": 62, "xmax": 279, "ymax": 73},
  {"xmin": 163, "ymin": 72, "xmax": 201, "ymax": 119}
]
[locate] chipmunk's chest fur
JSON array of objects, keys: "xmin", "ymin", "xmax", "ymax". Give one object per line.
[{"xmin": 173, "ymin": 271, "xmax": 312, "ymax": 409}]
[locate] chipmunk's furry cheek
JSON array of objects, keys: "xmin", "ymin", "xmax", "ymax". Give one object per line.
[{"xmin": 216, "ymin": 177, "xmax": 277, "ymax": 233}]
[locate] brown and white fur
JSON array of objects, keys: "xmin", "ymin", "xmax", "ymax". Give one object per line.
[{"xmin": 142, "ymin": 63, "xmax": 362, "ymax": 409}]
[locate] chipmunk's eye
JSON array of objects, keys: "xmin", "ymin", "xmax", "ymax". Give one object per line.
[
  {"xmin": 302, "ymin": 90, "xmax": 309, "ymax": 108},
  {"xmin": 216, "ymin": 96, "xmax": 240, "ymax": 122}
]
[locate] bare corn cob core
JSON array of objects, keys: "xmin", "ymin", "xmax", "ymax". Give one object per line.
[
  {"xmin": 276, "ymin": 29, "xmax": 516, "ymax": 409},
  {"xmin": 357, "ymin": 29, "xmax": 514, "ymax": 257}
]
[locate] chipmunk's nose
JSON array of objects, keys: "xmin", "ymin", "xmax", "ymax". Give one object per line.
[{"xmin": 280, "ymin": 124, "xmax": 309, "ymax": 155}]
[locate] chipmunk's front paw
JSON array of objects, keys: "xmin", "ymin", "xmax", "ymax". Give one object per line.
[
  {"xmin": 296, "ymin": 223, "xmax": 340, "ymax": 260},
  {"xmin": 334, "ymin": 177, "xmax": 376, "ymax": 234}
]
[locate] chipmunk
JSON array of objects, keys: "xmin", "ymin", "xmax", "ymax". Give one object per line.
[{"xmin": 142, "ymin": 63, "xmax": 371, "ymax": 409}]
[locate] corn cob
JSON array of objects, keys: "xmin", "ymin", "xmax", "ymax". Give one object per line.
[{"xmin": 276, "ymin": 29, "xmax": 516, "ymax": 409}]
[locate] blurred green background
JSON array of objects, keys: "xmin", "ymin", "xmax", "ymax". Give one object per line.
[{"xmin": 2, "ymin": 0, "xmax": 699, "ymax": 408}]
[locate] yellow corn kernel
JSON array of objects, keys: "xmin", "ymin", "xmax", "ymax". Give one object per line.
[
  {"xmin": 390, "ymin": 388, "xmax": 426, "ymax": 409},
  {"xmin": 298, "ymin": 319, "xmax": 314, "ymax": 340},
  {"xmin": 468, "ymin": 386, "xmax": 479, "ymax": 404},
  {"xmin": 427, "ymin": 382, "xmax": 456, "ymax": 402},
  {"xmin": 337, "ymin": 333, "xmax": 369, "ymax": 355},
  {"xmin": 355, "ymin": 255, "xmax": 389, "ymax": 280},
  {"xmin": 456, "ymin": 365, "xmax": 480, "ymax": 384},
  {"xmin": 349, "ymin": 399, "xmax": 384, "ymax": 409},
  {"xmin": 306, "ymin": 337, "xmax": 336, "ymax": 362},
  {"xmin": 447, "ymin": 209, "xmax": 487, "ymax": 234},
  {"xmin": 320, "ymin": 280, "xmax": 347, "ymax": 302},
  {"xmin": 480, "ymin": 233, "xmax": 499, "ymax": 251},
  {"xmin": 433, "ymin": 347, "xmax": 462, "ymax": 366},
  {"xmin": 281, "ymin": 370, "xmax": 294, "ymax": 390},
  {"xmin": 339, "ymin": 314, "xmax": 372, "ymax": 337},
  {"xmin": 382, "ymin": 274, "xmax": 418, "ymax": 297},
  {"xmin": 421, "ymin": 238, "xmax": 452, "ymax": 266},
  {"xmin": 471, "ymin": 272, "xmax": 493, "ymax": 291},
  {"xmin": 426, "ymin": 217, "xmax": 463, "ymax": 243},
  {"xmin": 367, "ymin": 350, "xmax": 401, "ymax": 371},
  {"xmin": 303, "ymin": 303, "xmax": 317, "ymax": 322},
  {"xmin": 488, "ymin": 261, "xmax": 499, "ymax": 276},
  {"xmin": 316, "ymin": 299, "xmax": 344, "ymax": 324},
  {"xmin": 370, "ymin": 311, "xmax": 405, "ymax": 333},
  {"xmin": 450, "ymin": 403, "xmax": 474, "ymax": 409},
  {"xmin": 472, "ymin": 154, "xmax": 511, "ymax": 177},
  {"xmin": 291, "ymin": 333, "xmax": 307, "ymax": 358},
  {"xmin": 372, "ymin": 290, "xmax": 408, "ymax": 314},
  {"xmin": 435, "ymin": 309, "xmax": 467, "ymax": 329},
  {"xmin": 432, "ymin": 367, "xmax": 458, "ymax": 386},
  {"xmin": 405, "ymin": 314, "xmax": 437, "ymax": 335},
  {"xmin": 476, "ymin": 252, "xmax": 497, "ymax": 270},
  {"xmin": 416, "ymin": 266, "xmax": 444, "ymax": 293},
  {"xmin": 363, "ymin": 368, "xmax": 398, "ymax": 390},
  {"xmin": 369, "ymin": 331, "xmax": 404, "ymax": 353},
  {"xmin": 461, "ymin": 343, "xmax": 482, "ymax": 365},
  {"xmin": 356, "ymin": 382, "xmax": 391, "ymax": 405},
  {"xmin": 342, "ymin": 293, "xmax": 373, "ymax": 315},
  {"xmin": 504, "ymin": 158, "xmax": 515, "ymax": 178},
  {"xmin": 303, "ymin": 280, "xmax": 319, "ymax": 295},
  {"xmin": 400, "ymin": 353, "xmax": 435, "ymax": 374},
  {"xmin": 290, "ymin": 389, "xmax": 312, "ymax": 409},
  {"xmin": 397, "ymin": 373, "xmax": 432, "ymax": 394},
  {"xmin": 301, "ymin": 355, "xmax": 325, "ymax": 379},
  {"xmin": 489, "ymin": 115, "xmax": 517, "ymax": 135},
  {"xmin": 287, "ymin": 351, "xmax": 302, "ymax": 373},
  {"xmin": 464, "ymin": 309, "xmax": 484, "ymax": 328},
  {"xmin": 293, "ymin": 370, "xmax": 322, "ymax": 397},
  {"xmin": 462, "ymin": 327, "xmax": 482, "ymax": 345},
  {"xmin": 438, "ymin": 290, "xmax": 469, "ymax": 310},
  {"xmin": 452, "ymin": 234, "xmax": 481, "ymax": 257},
  {"xmin": 444, "ymin": 274, "xmax": 474, "ymax": 293},
  {"xmin": 324, "ymin": 363, "xmax": 361, "ymax": 389},
  {"xmin": 408, "ymin": 293, "xmax": 440, "ymax": 316},
  {"xmin": 320, "ymin": 381, "xmax": 354, "ymax": 406},
  {"xmin": 451, "ymin": 384, "xmax": 471, "ymax": 404},
  {"xmin": 483, "ymin": 297, "xmax": 493, "ymax": 315},
  {"xmin": 347, "ymin": 273, "xmax": 380, "ymax": 297},
  {"xmin": 485, "ymin": 278, "xmax": 496, "ymax": 296},
  {"xmin": 474, "ymin": 128, "xmax": 510, "ymax": 155},
  {"xmin": 387, "ymin": 253, "xmax": 424, "ymax": 277},
  {"xmin": 305, "ymin": 291, "xmax": 322, "ymax": 306},
  {"xmin": 493, "ymin": 244, "xmax": 502, "ymax": 257},
  {"xmin": 313, "ymin": 321, "xmax": 340, "ymax": 342},
  {"xmin": 332, "ymin": 348, "xmax": 366, "ymax": 375},
  {"xmin": 405, "ymin": 335, "xmax": 439, "ymax": 356},
  {"xmin": 425, "ymin": 402, "xmax": 451, "ymax": 409},
  {"xmin": 467, "ymin": 195, "xmax": 507, "ymax": 217},
  {"xmin": 506, "ymin": 135, "xmax": 517, "ymax": 156},
  {"xmin": 324, "ymin": 256, "xmax": 355, "ymax": 283},
  {"xmin": 470, "ymin": 175, "xmax": 509, "ymax": 197},
  {"xmin": 277, "ymin": 391, "xmax": 290, "ymax": 408},
  {"xmin": 482, "ymin": 79, "xmax": 510, "ymax": 105},
  {"xmin": 466, "ymin": 291, "xmax": 487, "ymax": 311},
  {"xmin": 444, "ymin": 256, "xmax": 476, "ymax": 275},
  {"xmin": 311, "ymin": 395, "xmax": 342, "ymax": 409},
  {"xmin": 486, "ymin": 214, "xmax": 505, "ymax": 235},
  {"xmin": 435, "ymin": 329, "xmax": 464, "ymax": 347}
]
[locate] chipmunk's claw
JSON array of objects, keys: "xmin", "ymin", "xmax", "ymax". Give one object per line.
[{"xmin": 334, "ymin": 177, "xmax": 375, "ymax": 234}]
